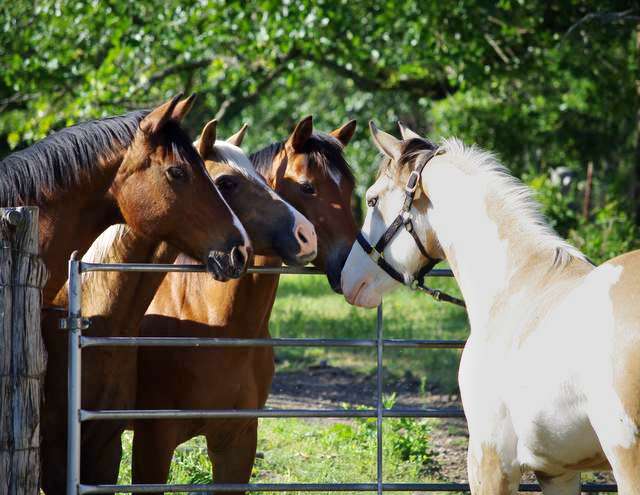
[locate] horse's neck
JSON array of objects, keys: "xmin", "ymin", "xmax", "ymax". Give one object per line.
[
  {"xmin": 153, "ymin": 254, "xmax": 282, "ymax": 339},
  {"xmin": 166, "ymin": 150, "xmax": 283, "ymax": 337},
  {"xmin": 41, "ymin": 151, "xmax": 127, "ymax": 304},
  {"xmin": 53, "ymin": 227, "xmax": 177, "ymax": 336},
  {"xmin": 426, "ymin": 166, "xmax": 592, "ymax": 334}
]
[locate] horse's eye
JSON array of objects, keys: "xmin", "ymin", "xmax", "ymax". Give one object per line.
[
  {"xmin": 368, "ymin": 197, "xmax": 378, "ymax": 208},
  {"xmin": 166, "ymin": 166, "xmax": 187, "ymax": 181},
  {"xmin": 301, "ymin": 182, "xmax": 315, "ymax": 195},
  {"xmin": 216, "ymin": 176, "xmax": 238, "ymax": 193}
]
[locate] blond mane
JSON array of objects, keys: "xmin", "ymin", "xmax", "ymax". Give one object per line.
[{"xmin": 438, "ymin": 138, "xmax": 590, "ymax": 268}]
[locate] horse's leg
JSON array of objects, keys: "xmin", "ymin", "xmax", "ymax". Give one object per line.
[
  {"xmin": 40, "ymin": 313, "xmax": 69, "ymax": 495},
  {"xmin": 588, "ymin": 380, "xmax": 640, "ymax": 494},
  {"xmin": 600, "ymin": 440, "xmax": 640, "ymax": 494},
  {"xmin": 80, "ymin": 346, "xmax": 138, "ymax": 487},
  {"xmin": 80, "ymin": 421, "xmax": 126, "ymax": 487},
  {"xmin": 535, "ymin": 472, "xmax": 580, "ymax": 495},
  {"xmin": 206, "ymin": 420, "xmax": 258, "ymax": 495},
  {"xmin": 132, "ymin": 420, "xmax": 181, "ymax": 495},
  {"xmin": 40, "ymin": 419, "xmax": 67, "ymax": 495},
  {"xmin": 467, "ymin": 435, "xmax": 521, "ymax": 495}
]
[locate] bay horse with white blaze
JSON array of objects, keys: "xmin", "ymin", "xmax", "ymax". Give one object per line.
[
  {"xmin": 133, "ymin": 116, "xmax": 358, "ymax": 493},
  {"xmin": 0, "ymin": 93, "xmax": 250, "ymax": 304},
  {"xmin": 40, "ymin": 121, "xmax": 312, "ymax": 494},
  {"xmin": 341, "ymin": 122, "xmax": 640, "ymax": 494}
]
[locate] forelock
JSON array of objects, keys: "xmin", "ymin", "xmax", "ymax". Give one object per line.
[
  {"xmin": 213, "ymin": 140, "xmax": 268, "ymax": 185},
  {"xmin": 376, "ymin": 137, "xmax": 438, "ymax": 186},
  {"xmin": 303, "ymin": 132, "xmax": 355, "ymax": 184}
]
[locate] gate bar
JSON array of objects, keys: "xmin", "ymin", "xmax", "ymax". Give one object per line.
[
  {"xmin": 79, "ymin": 407, "xmax": 466, "ymax": 421},
  {"xmin": 79, "ymin": 261, "xmax": 454, "ymax": 278},
  {"xmin": 78, "ymin": 482, "xmax": 618, "ymax": 493},
  {"xmin": 79, "ymin": 336, "xmax": 467, "ymax": 349}
]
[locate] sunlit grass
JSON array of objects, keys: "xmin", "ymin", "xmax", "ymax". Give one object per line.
[
  {"xmin": 270, "ymin": 272, "xmax": 468, "ymax": 393},
  {"xmin": 119, "ymin": 414, "xmax": 445, "ymax": 494}
]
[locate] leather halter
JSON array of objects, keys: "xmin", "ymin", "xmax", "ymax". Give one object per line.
[{"xmin": 356, "ymin": 148, "xmax": 465, "ymax": 308}]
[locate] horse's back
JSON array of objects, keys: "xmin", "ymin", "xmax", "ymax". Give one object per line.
[
  {"xmin": 598, "ymin": 250, "xmax": 640, "ymax": 429},
  {"xmin": 600, "ymin": 249, "xmax": 640, "ymax": 344}
]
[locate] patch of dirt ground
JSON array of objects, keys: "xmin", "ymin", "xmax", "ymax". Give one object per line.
[{"xmin": 267, "ymin": 363, "xmax": 615, "ymax": 490}]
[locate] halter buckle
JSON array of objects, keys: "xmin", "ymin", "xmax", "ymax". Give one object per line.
[
  {"xmin": 370, "ymin": 249, "xmax": 381, "ymax": 263},
  {"xmin": 405, "ymin": 171, "xmax": 421, "ymax": 193}
]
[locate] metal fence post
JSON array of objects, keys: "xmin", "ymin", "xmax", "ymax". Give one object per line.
[
  {"xmin": 376, "ymin": 304, "xmax": 383, "ymax": 495},
  {"xmin": 67, "ymin": 253, "xmax": 82, "ymax": 495}
]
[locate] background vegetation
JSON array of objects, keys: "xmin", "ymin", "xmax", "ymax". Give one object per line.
[{"xmin": 2, "ymin": 1, "xmax": 639, "ymax": 261}]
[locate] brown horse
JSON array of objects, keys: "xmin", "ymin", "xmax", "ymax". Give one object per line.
[
  {"xmin": 41, "ymin": 227, "xmax": 175, "ymax": 495},
  {"xmin": 132, "ymin": 116, "xmax": 358, "ymax": 494},
  {"xmin": 40, "ymin": 122, "xmax": 313, "ymax": 494},
  {"xmin": 0, "ymin": 93, "xmax": 250, "ymax": 304}
]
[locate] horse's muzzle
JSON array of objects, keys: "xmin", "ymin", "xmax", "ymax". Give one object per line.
[{"xmin": 206, "ymin": 244, "xmax": 251, "ymax": 281}]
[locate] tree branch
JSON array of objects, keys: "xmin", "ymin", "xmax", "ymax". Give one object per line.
[
  {"xmin": 562, "ymin": 9, "xmax": 639, "ymax": 41},
  {"xmin": 206, "ymin": 50, "xmax": 299, "ymax": 120},
  {"xmin": 311, "ymin": 57, "xmax": 456, "ymax": 100},
  {"xmin": 145, "ymin": 56, "xmax": 238, "ymax": 87}
]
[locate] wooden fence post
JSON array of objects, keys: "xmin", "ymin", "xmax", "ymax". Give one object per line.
[{"xmin": 0, "ymin": 207, "xmax": 48, "ymax": 495}]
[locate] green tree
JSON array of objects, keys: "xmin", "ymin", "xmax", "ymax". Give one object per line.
[{"xmin": 1, "ymin": 1, "xmax": 639, "ymax": 247}]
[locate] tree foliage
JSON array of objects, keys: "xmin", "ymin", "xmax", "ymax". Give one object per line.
[{"xmin": 1, "ymin": 0, "xmax": 639, "ymax": 254}]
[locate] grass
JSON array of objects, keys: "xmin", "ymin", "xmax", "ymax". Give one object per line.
[
  {"xmin": 271, "ymin": 271, "xmax": 468, "ymax": 393},
  {"xmin": 119, "ymin": 414, "xmax": 444, "ymax": 493},
  {"xmin": 117, "ymin": 272, "xmax": 470, "ymax": 494}
]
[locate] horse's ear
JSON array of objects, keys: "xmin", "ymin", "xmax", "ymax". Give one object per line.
[
  {"xmin": 227, "ymin": 123, "xmax": 248, "ymax": 147},
  {"xmin": 195, "ymin": 119, "xmax": 217, "ymax": 157},
  {"xmin": 369, "ymin": 121, "xmax": 401, "ymax": 161},
  {"xmin": 287, "ymin": 115, "xmax": 313, "ymax": 153},
  {"xmin": 172, "ymin": 93, "xmax": 197, "ymax": 122},
  {"xmin": 330, "ymin": 119, "xmax": 357, "ymax": 147},
  {"xmin": 140, "ymin": 93, "xmax": 183, "ymax": 135},
  {"xmin": 397, "ymin": 121, "xmax": 422, "ymax": 141}
]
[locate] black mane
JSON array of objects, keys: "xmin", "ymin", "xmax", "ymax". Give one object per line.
[
  {"xmin": 0, "ymin": 110, "xmax": 149, "ymax": 206},
  {"xmin": 250, "ymin": 132, "xmax": 354, "ymax": 184}
]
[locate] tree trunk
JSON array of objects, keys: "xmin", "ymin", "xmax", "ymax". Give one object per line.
[
  {"xmin": 634, "ymin": 27, "xmax": 640, "ymax": 223},
  {"xmin": 583, "ymin": 161, "xmax": 594, "ymax": 220},
  {"xmin": 0, "ymin": 207, "xmax": 48, "ymax": 495}
]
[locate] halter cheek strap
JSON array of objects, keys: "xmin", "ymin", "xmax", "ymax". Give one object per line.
[{"xmin": 356, "ymin": 148, "xmax": 465, "ymax": 308}]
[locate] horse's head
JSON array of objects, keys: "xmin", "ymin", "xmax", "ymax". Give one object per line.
[
  {"xmin": 341, "ymin": 122, "xmax": 444, "ymax": 307},
  {"xmin": 111, "ymin": 94, "xmax": 250, "ymax": 281},
  {"xmin": 195, "ymin": 119, "xmax": 316, "ymax": 266},
  {"xmin": 256, "ymin": 116, "xmax": 358, "ymax": 292}
]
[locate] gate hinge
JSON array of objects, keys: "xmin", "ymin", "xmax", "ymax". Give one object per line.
[{"xmin": 59, "ymin": 317, "xmax": 91, "ymax": 331}]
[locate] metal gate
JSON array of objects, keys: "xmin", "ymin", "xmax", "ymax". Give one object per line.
[{"xmin": 64, "ymin": 257, "xmax": 617, "ymax": 494}]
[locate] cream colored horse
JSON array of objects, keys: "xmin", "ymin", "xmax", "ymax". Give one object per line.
[{"xmin": 340, "ymin": 122, "xmax": 640, "ymax": 494}]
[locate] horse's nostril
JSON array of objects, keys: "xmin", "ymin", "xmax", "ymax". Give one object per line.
[
  {"xmin": 293, "ymin": 223, "xmax": 317, "ymax": 261},
  {"xmin": 231, "ymin": 245, "xmax": 246, "ymax": 269}
]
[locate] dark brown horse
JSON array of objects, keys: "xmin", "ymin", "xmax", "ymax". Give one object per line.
[
  {"xmin": 132, "ymin": 116, "xmax": 358, "ymax": 494},
  {"xmin": 40, "ymin": 121, "xmax": 311, "ymax": 494},
  {"xmin": 0, "ymin": 94, "xmax": 250, "ymax": 304}
]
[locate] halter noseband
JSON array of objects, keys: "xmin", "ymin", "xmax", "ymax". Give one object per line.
[{"xmin": 356, "ymin": 148, "xmax": 465, "ymax": 308}]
